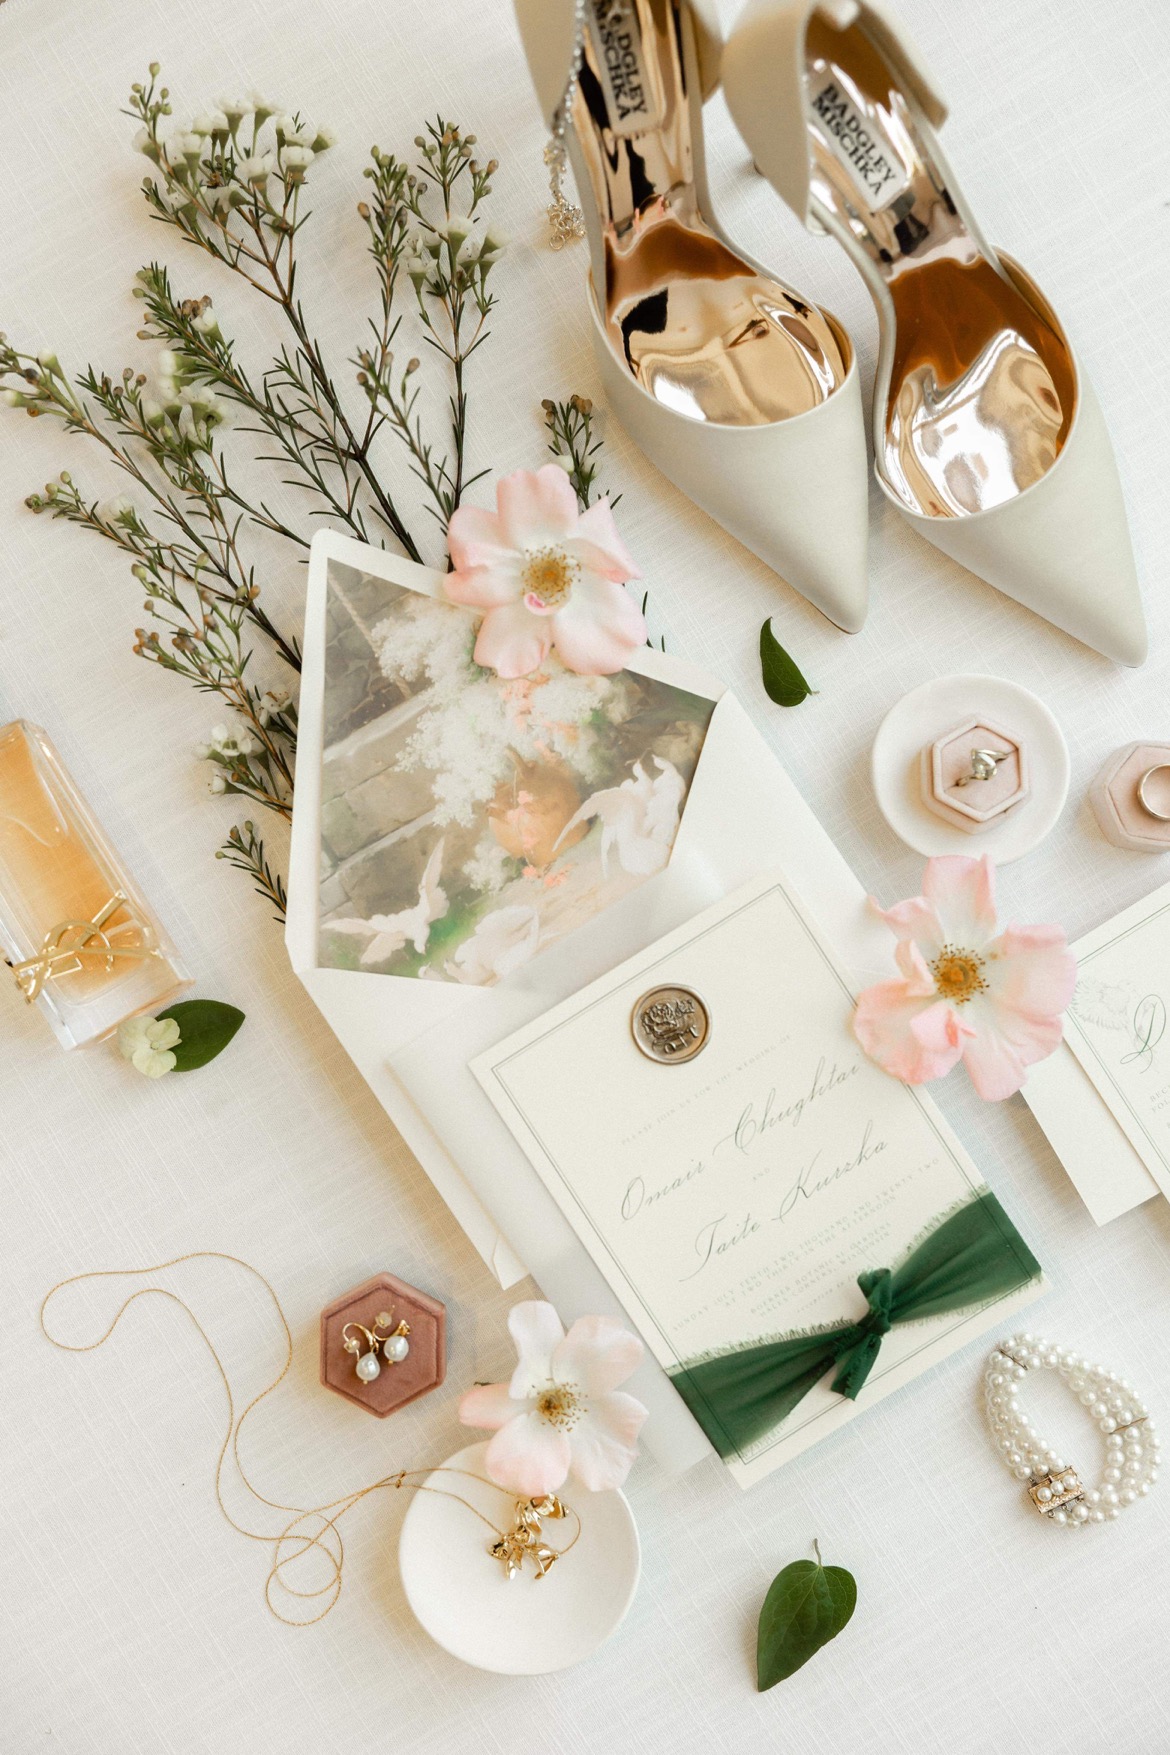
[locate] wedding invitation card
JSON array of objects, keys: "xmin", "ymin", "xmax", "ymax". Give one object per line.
[
  {"xmin": 473, "ymin": 873, "xmax": 1044, "ymax": 1486},
  {"xmin": 1061, "ymin": 879, "xmax": 1170, "ymax": 1201}
]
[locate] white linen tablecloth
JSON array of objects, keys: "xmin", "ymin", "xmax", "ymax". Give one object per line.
[{"xmin": 3, "ymin": 0, "xmax": 1170, "ymax": 1748}]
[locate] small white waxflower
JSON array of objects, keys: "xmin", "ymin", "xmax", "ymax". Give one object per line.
[
  {"xmin": 194, "ymin": 740, "xmax": 212, "ymax": 760},
  {"xmin": 209, "ymin": 772, "xmax": 227, "ymax": 795},
  {"xmin": 36, "ymin": 349, "xmax": 59, "ymax": 372},
  {"xmin": 132, "ymin": 126, "xmax": 155, "ymax": 156},
  {"xmin": 443, "ymin": 218, "xmax": 471, "ymax": 258},
  {"xmin": 118, "ymin": 1013, "xmax": 181, "ymax": 1079},
  {"xmin": 237, "ymin": 151, "xmax": 274, "ymax": 186},
  {"xmin": 190, "ymin": 112, "xmax": 228, "ymax": 136},
  {"xmin": 2, "ymin": 389, "xmax": 23, "ymax": 406},
  {"xmin": 204, "ymin": 184, "xmax": 233, "ymax": 215},
  {"xmin": 257, "ymin": 686, "xmax": 291, "ymax": 726},
  {"xmin": 192, "ymin": 305, "xmax": 220, "ymax": 337},
  {"xmin": 280, "ymin": 127, "xmax": 315, "ymax": 150},
  {"xmin": 270, "ymin": 113, "xmax": 297, "ymax": 138},
  {"xmin": 311, "ymin": 126, "xmax": 337, "ymax": 152},
  {"xmin": 549, "ymin": 452, "xmax": 574, "ymax": 476},
  {"xmin": 217, "ymin": 96, "xmax": 250, "ymax": 123},
  {"xmin": 96, "ymin": 495, "xmax": 136, "ymax": 526},
  {"xmin": 480, "ymin": 223, "xmax": 508, "ymax": 256},
  {"xmin": 247, "ymin": 91, "xmax": 275, "ymax": 124},
  {"xmin": 279, "ymin": 144, "xmax": 314, "ymax": 173},
  {"xmin": 172, "ymin": 131, "xmax": 206, "ymax": 164}
]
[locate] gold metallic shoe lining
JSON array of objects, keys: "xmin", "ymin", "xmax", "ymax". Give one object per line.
[
  {"xmin": 571, "ymin": 0, "xmax": 849, "ymax": 425},
  {"xmin": 804, "ymin": 12, "xmax": 1076, "ymax": 517}
]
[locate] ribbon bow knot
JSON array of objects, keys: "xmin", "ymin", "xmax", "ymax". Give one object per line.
[
  {"xmin": 669, "ymin": 1192, "xmax": 1042, "ymax": 1462},
  {"xmin": 829, "ymin": 1266, "xmax": 895, "ymax": 1399}
]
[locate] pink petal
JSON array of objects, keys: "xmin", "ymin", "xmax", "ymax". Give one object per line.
[
  {"xmin": 985, "ymin": 924, "xmax": 1078, "ymax": 1017},
  {"xmin": 566, "ymin": 497, "xmax": 642, "ymax": 582},
  {"xmin": 869, "ymin": 894, "xmax": 946, "ymax": 958},
  {"xmin": 566, "ymin": 1391, "xmax": 648, "ymax": 1491},
  {"xmin": 446, "ymin": 503, "xmax": 517, "ymax": 574},
  {"xmin": 445, "ymin": 560, "xmax": 522, "ymax": 610},
  {"xmin": 484, "ymin": 1411, "xmax": 572, "ymax": 1496},
  {"xmin": 959, "ymin": 1006, "xmax": 1066, "ymax": 1101},
  {"xmin": 458, "ymin": 1380, "xmax": 523, "ymax": 1432},
  {"xmin": 473, "ymin": 600, "xmax": 553, "ymax": 678},
  {"xmin": 507, "ymin": 1300, "xmax": 566, "ymax": 1399},
  {"xmin": 922, "ymin": 855, "xmax": 998, "ymax": 948},
  {"xmin": 956, "ymin": 923, "xmax": 1076, "ymax": 1100},
  {"xmin": 853, "ymin": 983, "xmax": 971, "ymax": 1084},
  {"xmin": 497, "ymin": 465, "xmax": 579, "ymax": 549},
  {"xmin": 550, "ymin": 583, "xmax": 647, "ymax": 676},
  {"xmin": 552, "ymin": 1316, "xmax": 643, "ymax": 1396},
  {"xmin": 894, "ymin": 936, "xmax": 938, "ymax": 995}
]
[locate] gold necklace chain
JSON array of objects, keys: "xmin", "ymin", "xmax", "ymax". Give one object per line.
[{"xmin": 39, "ymin": 1251, "xmax": 579, "ymax": 1626}]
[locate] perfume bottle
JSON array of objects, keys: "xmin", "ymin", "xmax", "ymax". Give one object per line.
[{"xmin": 0, "ymin": 720, "xmax": 191, "ymax": 1048}]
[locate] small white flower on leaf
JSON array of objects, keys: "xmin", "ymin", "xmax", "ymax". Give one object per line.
[
  {"xmin": 557, "ymin": 756, "xmax": 685, "ymax": 877},
  {"xmin": 445, "ymin": 904, "xmax": 542, "ymax": 985},
  {"xmin": 327, "ymin": 840, "xmax": 447, "ymax": 966},
  {"xmin": 118, "ymin": 1013, "xmax": 181, "ymax": 1079}
]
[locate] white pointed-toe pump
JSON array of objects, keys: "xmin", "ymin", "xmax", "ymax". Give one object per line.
[
  {"xmin": 722, "ymin": 0, "xmax": 1148, "ymax": 665},
  {"xmin": 513, "ymin": 0, "xmax": 871, "ymax": 633}
]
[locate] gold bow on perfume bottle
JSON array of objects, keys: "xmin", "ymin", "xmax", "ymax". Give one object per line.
[
  {"xmin": 10, "ymin": 891, "xmax": 161, "ymax": 1002},
  {"xmin": 0, "ymin": 720, "xmax": 189, "ymax": 1047}
]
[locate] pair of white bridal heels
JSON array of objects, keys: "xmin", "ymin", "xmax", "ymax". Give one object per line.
[{"xmin": 514, "ymin": 0, "xmax": 1147, "ymax": 665}]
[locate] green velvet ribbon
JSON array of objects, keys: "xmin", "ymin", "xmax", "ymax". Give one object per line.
[{"xmin": 669, "ymin": 1191, "xmax": 1041, "ymax": 1460}]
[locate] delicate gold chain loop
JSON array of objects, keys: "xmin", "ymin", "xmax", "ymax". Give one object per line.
[{"xmin": 40, "ymin": 1253, "xmax": 578, "ymax": 1626}]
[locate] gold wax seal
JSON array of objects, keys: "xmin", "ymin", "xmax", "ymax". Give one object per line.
[{"xmin": 631, "ymin": 984, "xmax": 710, "ymax": 1065}]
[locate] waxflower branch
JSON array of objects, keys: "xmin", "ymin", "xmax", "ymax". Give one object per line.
[
  {"xmin": 0, "ymin": 68, "xmax": 512, "ymax": 921},
  {"xmin": 541, "ymin": 394, "xmax": 614, "ymax": 512},
  {"xmin": 125, "ymin": 68, "xmax": 420, "ymax": 558},
  {"xmin": 356, "ymin": 120, "xmax": 503, "ymax": 528}
]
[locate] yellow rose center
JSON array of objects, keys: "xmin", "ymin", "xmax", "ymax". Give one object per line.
[
  {"xmin": 930, "ymin": 945, "xmax": 988, "ymax": 1006},
  {"xmin": 521, "ymin": 545, "xmax": 578, "ymax": 610},
  {"xmin": 535, "ymin": 1382, "xmax": 583, "ymax": 1430}
]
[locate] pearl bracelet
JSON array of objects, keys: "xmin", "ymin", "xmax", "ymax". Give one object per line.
[{"xmin": 984, "ymin": 1333, "xmax": 1158, "ymax": 1527}]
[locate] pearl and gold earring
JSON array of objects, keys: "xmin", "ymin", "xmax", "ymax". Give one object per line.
[{"xmin": 342, "ymin": 1311, "xmax": 411, "ymax": 1384}]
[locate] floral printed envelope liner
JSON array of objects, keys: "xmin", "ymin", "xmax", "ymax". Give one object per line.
[{"xmin": 316, "ymin": 559, "xmax": 715, "ymax": 986}]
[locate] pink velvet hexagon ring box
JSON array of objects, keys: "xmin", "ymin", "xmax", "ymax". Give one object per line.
[
  {"xmin": 320, "ymin": 1272, "xmax": 446, "ymax": 1416},
  {"xmin": 920, "ymin": 716, "xmax": 1029, "ymax": 835}
]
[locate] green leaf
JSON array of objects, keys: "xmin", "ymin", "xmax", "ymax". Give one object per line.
[
  {"xmin": 759, "ymin": 619, "xmax": 814, "ymax": 707},
  {"xmin": 756, "ymin": 1543, "xmax": 856, "ymax": 1691},
  {"xmin": 156, "ymin": 999, "xmax": 245, "ymax": 1071}
]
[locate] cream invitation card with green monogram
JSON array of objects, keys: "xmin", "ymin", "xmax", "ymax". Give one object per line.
[{"xmin": 473, "ymin": 872, "xmax": 1044, "ymax": 1486}]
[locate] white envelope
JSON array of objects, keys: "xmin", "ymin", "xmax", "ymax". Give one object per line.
[{"xmin": 286, "ymin": 532, "xmax": 971, "ymax": 1471}]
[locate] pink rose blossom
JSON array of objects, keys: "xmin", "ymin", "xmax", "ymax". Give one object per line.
[
  {"xmin": 459, "ymin": 1300, "xmax": 648, "ymax": 1495},
  {"xmin": 853, "ymin": 854, "xmax": 1076, "ymax": 1101},
  {"xmin": 445, "ymin": 464, "xmax": 646, "ymax": 679}
]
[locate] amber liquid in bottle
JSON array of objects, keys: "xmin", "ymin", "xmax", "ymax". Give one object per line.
[{"xmin": 0, "ymin": 721, "xmax": 190, "ymax": 1047}]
